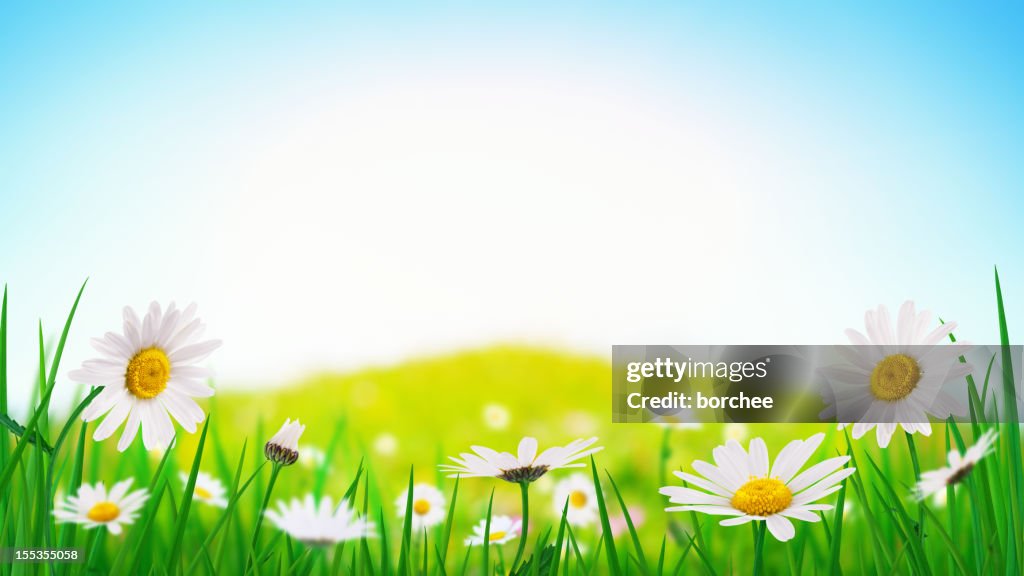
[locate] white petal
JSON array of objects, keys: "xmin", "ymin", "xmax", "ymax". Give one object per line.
[
  {"xmin": 517, "ymin": 437, "xmax": 538, "ymax": 465},
  {"xmin": 765, "ymin": 515, "xmax": 795, "ymax": 541}
]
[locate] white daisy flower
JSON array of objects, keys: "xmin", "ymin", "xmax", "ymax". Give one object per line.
[
  {"xmin": 70, "ymin": 301, "xmax": 221, "ymax": 452},
  {"xmin": 465, "ymin": 515, "xmax": 521, "ymax": 546},
  {"xmin": 825, "ymin": 301, "xmax": 970, "ymax": 447},
  {"xmin": 374, "ymin": 433, "xmax": 398, "ymax": 457},
  {"xmin": 265, "ymin": 494, "xmax": 375, "ymax": 546},
  {"xmin": 659, "ymin": 433, "xmax": 855, "ymax": 542},
  {"xmin": 53, "ymin": 479, "xmax": 149, "ymax": 535},
  {"xmin": 914, "ymin": 429, "xmax": 998, "ymax": 500},
  {"xmin": 552, "ymin": 473, "xmax": 598, "ymax": 526},
  {"xmin": 395, "ymin": 483, "xmax": 446, "ymax": 531},
  {"xmin": 440, "ymin": 437, "xmax": 603, "ymax": 483},
  {"xmin": 265, "ymin": 418, "xmax": 305, "ymax": 466},
  {"xmin": 180, "ymin": 471, "xmax": 228, "ymax": 508}
]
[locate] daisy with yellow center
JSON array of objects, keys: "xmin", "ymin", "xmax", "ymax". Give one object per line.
[
  {"xmin": 822, "ymin": 301, "xmax": 970, "ymax": 447},
  {"xmin": 70, "ymin": 301, "xmax": 221, "ymax": 452},
  {"xmin": 395, "ymin": 484, "xmax": 446, "ymax": 531},
  {"xmin": 180, "ymin": 471, "xmax": 228, "ymax": 508},
  {"xmin": 552, "ymin": 473, "xmax": 598, "ymax": 526},
  {"xmin": 659, "ymin": 434, "xmax": 855, "ymax": 541},
  {"xmin": 464, "ymin": 515, "xmax": 521, "ymax": 546},
  {"xmin": 265, "ymin": 494, "xmax": 376, "ymax": 546},
  {"xmin": 53, "ymin": 479, "xmax": 149, "ymax": 535}
]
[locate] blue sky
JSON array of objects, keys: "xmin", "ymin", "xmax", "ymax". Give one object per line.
[{"xmin": 2, "ymin": 2, "xmax": 1023, "ymax": 411}]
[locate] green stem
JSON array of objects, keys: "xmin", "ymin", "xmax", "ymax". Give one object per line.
[
  {"xmin": 752, "ymin": 521, "xmax": 766, "ymax": 576},
  {"xmin": 509, "ymin": 481, "xmax": 530, "ymax": 573},
  {"xmin": 246, "ymin": 463, "xmax": 282, "ymax": 573},
  {"xmin": 904, "ymin": 432, "xmax": 925, "ymax": 536}
]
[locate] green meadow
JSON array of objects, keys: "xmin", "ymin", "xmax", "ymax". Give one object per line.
[{"xmin": 0, "ymin": 272, "xmax": 1022, "ymax": 575}]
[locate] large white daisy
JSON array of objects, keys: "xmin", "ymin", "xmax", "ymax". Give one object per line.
[
  {"xmin": 70, "ymin": 302, "xmax": 221, "ymax": 452},
  {"xmin": 552, "ymin": 473, "xmax": 598, "ymax": 527},
  {"xmin": 440, "ymin": 437, "xmax": 603, "ymax": 483},
  {"xmin": 659, "ymin": 433, "xmax": 855, "ymax": 542},
  {"xmin": 53, "ymin": 479, "xmax": 149, "ymax": 535},
  {"xmin": 464, "ymin": 515, "xmax": 521, "ymax": 546},
  {"xmin": 265, "ymin": 494, "xmax": 375, "ymax": 546},
  {"xmin": 824, "ymin": 301, "xmax": 970, "ymax": 448},
  {"xmin": 914, "ymin": 429, "xmax": 998, "ymax": 500},
  {"xmin": 395, "ymin": 483, "xmax": 446, "ymax": 531}
]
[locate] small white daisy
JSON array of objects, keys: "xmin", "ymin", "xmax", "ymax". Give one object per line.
[
  {"xmin": 660, "ymin": 433, "xmax": 855, "ymax": 542},
  {"xmin": 395, "ymin": 483, "xmax": 446, "ymax": 531},
  {"xmin": 914, "ymin": 429, "xmax": 998, "ymax": 500},
  {"xmin": 180, "ymin": 471, "xmax": 228, "ymax": 508},
  {"xmin": 265, "ymin": 494, "xmax": 375, "ymax": 546},
  {"xmin": 465, "ymin": 515, "xmax": 521, "ymax": 546},
  {"xmin": 824, "ymin": 301, "xmax": 970, "ymax": 448},
  {"xmin": 440, "ymin": 437, "xmax": 603, "ymax": 483},
  {"xmin": 70, "ymin": 301, "xmax": 221, "ymax": 452},
  {"xmin": 265, "ymin": 418, "xmax": 305, "ymax": 466},
  {"xmin": 552, "ymin": 473, "xmax": 598, "ymax": 527},
  {"xmin": 53, "ymin": 479, "xmax": 149, "ymax": 535}
]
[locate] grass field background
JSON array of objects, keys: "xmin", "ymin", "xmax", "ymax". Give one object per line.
[{"xmin": 1, "ymin": 275, "xmax": 1022, "ymax": 575}]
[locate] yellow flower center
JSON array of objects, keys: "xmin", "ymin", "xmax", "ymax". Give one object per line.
[
  {"xmin": 731, "ymin": 477, "xmax": 792, "ymax": 516},
  {"xmin": 870, "ymin": 353, "xmax": 921, "ymax": 401},
  {"xmin": 195, "ymin": 487, "xmax": 213, "ymax": 500},
  {"xmin": 569, "ymin": 490, "xmax": 588, "ymax": 509},
  {"xmin": 489, "ymin": 531, "xmax": 507, "ymax": 541},
  {"xmin": 413, "ymin": 499, "xmax": 431, "ymax": 515},
  {"xmin": 125, "ymin": 347, "xmax": 171, "ymax": 399},
  {"xmin": 86, "ymin": 501, "xmax": 120, "ymax": 523}
]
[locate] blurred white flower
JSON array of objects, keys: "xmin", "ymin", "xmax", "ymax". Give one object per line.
[
  {"xmin": 180, "ymin": 471, "xmax": 228, "ymax": 508},
  {"xmin": 266, "ymin": 494, "xmax": 375, "ymax": 546},
  {"xmin": 465, "ymin": 515, "xmax": 520, "ymax": 546},
  {"xmin": 54, "ymin": 479, "xmax": 149, "ymax": 535},
  {"xmin": 724, "ymin": 423, "xmax": 748, "ymax": 442},
  {"xmin": 552, "ymin": 473, "xmax": 598, "ymax": 526},
  {"xmin": 374, "ymin": 433, "xmax": 398, "ymax": 456},
  {"xmin": 395, "ymin": 484, "xmax": 446, "ymax": 531},
  {"xmin": 914, "ymin": 429, "xmax": 998, "ymax": 500},
  {"xmin": 299, "ymin": 445, "xmax": 327, "ymax": 469},
  {"xmin": 609, "ymin": 506, "xmax": 646, "ymax": 538},
  {"xmin": 70, "ymin": 302, "xmax": 221, "ymax": 452},
  {"xmin": 482, "ymin": 404, "xmax": 510, "ymax": 430}
]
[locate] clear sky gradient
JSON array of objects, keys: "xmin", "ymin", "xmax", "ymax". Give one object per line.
[{"xmin": 2, "ymin": 2, "xmax": 1023, "ymax": 411}]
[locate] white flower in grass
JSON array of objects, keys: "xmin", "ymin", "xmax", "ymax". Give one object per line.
[
  {"xmin": 552, "ymin": 473, "xmax": 598, "ymax": 527},
  {"xmin": 395, "ymin": 484, "xmax": 446, "ymax": 531},
  {"xmin": 914, "ymin": 429, "xmax": 998, "ymax": 500},
  {"xmin": 266, "ymin": 494, "xmax": 375, "ymax": 546},
  {"xmin": 298, "ymin": 445, "xmax": 327, "ymax": 469},
  {"xmin": 465, "ymin": 515, "xmax": 520, "ymax": 546},
  {"xmin": 483, "ymin": 403, "xmax": 511, "ymax": 430},
  {"xmin": 53, "ymin": 479, "xmax": 149, "ymax": 535},
  {"xmin": 660, "ymin": 433, "xmax": 855, "ymax": 542},
  {"xmin": 440, "ymin": 437, "xmax": 603, "ymax": 483},
  {"xmin": 180, "ymin": 471, "xmax": 228, "ymax": 508},
  {"xmin": 826, "ymin": 301, "xmax": 969, "ymax": 448},
  {"xmin": 265, "ymin": 418, "xmax": 305, "ymax": 466},
  {"xmin": 70, "ymin": 302, "xmax": 221, "ymax": 452}
]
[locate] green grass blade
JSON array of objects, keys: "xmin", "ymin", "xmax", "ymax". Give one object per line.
[
  {"xmin": 994, "ymin": 267, "xmax": 1022, "ymax": 569},
  {"xmin": 439, "ymin": 475, "xmax": 459, "ymax": 567},
  {"xmin": 590, "ymin": 457, "xmax": 622, "ymax": 576},
  {"xmin": 397, "ymin": 466, "xmax": 415, "ymax": 576},
  {"xmin": 605, "ymin": 470, "xmax": 648, "ymax": 574},
  {"xmin": 482, "ymin": 488, "xmax": 494, "ymax": 576},
  {"xmin": 168, "ymin": 418, "xmax": 211, "ymax": 572},
  {"xmin": 547, "ymin": 499, "xmax": 570, "ymax": 576},
  {"xmin": 920, "ymin": 504, "xmax": 971, "ymax": 576}
]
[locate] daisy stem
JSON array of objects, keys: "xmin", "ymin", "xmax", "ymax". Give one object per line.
[
  {"xmin": 752, "ymin": 520, "xmax": 766, "ymax": 576},
  {"xmin": 509, "ymin": 481, "xmax": 530, "ymax": 573},
  {"xmin": 246, "ymin": 462, "xmax": 282, "ymax": 572},
  {"xmin": 904, "ymin": 432, "xmax": 925, "ymax": 535}
]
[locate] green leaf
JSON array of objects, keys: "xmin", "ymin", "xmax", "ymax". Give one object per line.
[
  {"xmin": 168, "ymin": 418, "xmax": 211, "ymax": 572},
  {"xmin": 605, "ymin": 470, "xmax": 648, "ymax": 574},
  {"xmin": 590, "ymin": 457, "xmax": 622, "ymax": 576}
]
